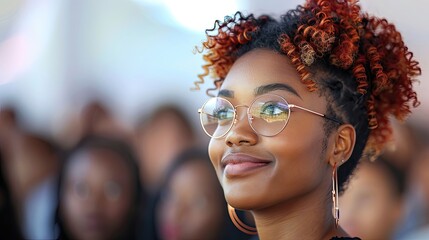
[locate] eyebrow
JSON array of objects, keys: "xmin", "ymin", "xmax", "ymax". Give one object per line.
[
  {"xmin": 217, "ymin": 89, "xmax": 234, "ymax": 98},
  {"xmin": 254, "ymin": 83, "xmax": 301, "ymax": 99},
  {"xmin": 217, "ymin": 83, "xmax": 301, "ymax": 99}
]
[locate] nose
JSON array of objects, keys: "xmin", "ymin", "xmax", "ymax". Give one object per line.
[
  {"xmin": 81, "ymin": 192, "xmax": 105, "ymax": 215},
  {"xmin": 225, "ymin": 106, "xmax": 258, "ymax": 147}
]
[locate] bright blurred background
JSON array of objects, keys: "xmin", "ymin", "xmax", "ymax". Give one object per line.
[
  {"xmin": 0, "ymin": 0, "xmax": 427, "ymax": 138},
  {"xmin": 1, "ymin": 1, "xmax": 428, "ymax": 240}
]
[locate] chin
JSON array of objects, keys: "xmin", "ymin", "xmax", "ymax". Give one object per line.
[
  {"xmin": 223, "ymin": 183, "xmax": 267, "ymax": 211},
  {"xmin": 220, "ymin": 165, "xmax": 280, "ymax": 211}
]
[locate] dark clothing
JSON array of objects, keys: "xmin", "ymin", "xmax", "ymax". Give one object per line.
[{"xmin": 249, "ymin": 236, "xmax": 360, "ymax": 240}]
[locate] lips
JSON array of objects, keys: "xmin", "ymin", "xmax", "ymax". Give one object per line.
[
  {"xmin": 221, "ymin": 153, "xmax": 272, "ymax": 177},
  {"xmin": 160, "ymin": 223, "xmax": 180, "ymax": 240},
  {"xmin": 81, "ymin": 214, "xmax": 106, "ymax": 233}
]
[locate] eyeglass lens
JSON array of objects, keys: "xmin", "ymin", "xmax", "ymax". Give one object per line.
[{"xmin": 199, "ymin": 94, "xmax": 291, "ymax": 138}]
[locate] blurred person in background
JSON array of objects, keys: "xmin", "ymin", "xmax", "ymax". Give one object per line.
[
  {"xmin": 55, "ymin": 135, "xmax": 144, "ymax": 240},
  {"xmin": 0, "ymin": 106, "xmax": 61, "ymax": 239},
  {"xmin": 382, "ymin": 120, "xmax": 422, "ymax": 177},
  {"xmin": 57, "ymin": 100, "xmax": 131, "ymax": 148},
  {"xmin": 19, "ymin": 133, "xmax": 62, "ymax": 240},
  {"xmin": 401, "ymin": 132, "xmax": 429, "ymax": 240},
  {"xmin": 81, "ymin": 100, "xmax": 130, "ymax": 140},
  {"xmin": 143, "ymin": 147, "xmax": 251, "ymax": 240},
  {"xmin": 340, "ymin": 157, "xmax": 406, "ymax": 240},
  {"xmin": 0, "ymin": 107, "xmax": 21, "ymax": 215},
  {"xmin": 383, "ymin": 122, "xmax": 429, "ymax": 240},
  {"xmin": 0, "ymin": 150, "xmax": 23, "ymax": 240},
  {"xmin": 0, "ymin": 106, "xmax": 21, "ymax": 147},
  {"xmin": 2, "ymin": 131, "xmax": 60, "ymax": 209},
  {"xmin": 133, "ymin": 104, "xmax": 197, "ymax": 194}
]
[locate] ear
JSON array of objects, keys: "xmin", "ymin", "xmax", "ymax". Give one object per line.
[{"xmin": 328, "ymin": 124, "xmax": 356, "ymax": 167}]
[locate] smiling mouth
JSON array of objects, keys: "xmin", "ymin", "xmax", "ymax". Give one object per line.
[{"xmin": 222, "ymin": 153, "xmax": 272, "ymax": 177}]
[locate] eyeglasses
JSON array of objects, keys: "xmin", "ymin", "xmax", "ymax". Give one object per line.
[{"xmin": 198, "ymin": 93, "xmax": 342, "ymax": 138}]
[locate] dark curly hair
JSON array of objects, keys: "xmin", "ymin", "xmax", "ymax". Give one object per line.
[{"xmin": 194, "ymin": 0, "xmax": 420, "ymax": 192}]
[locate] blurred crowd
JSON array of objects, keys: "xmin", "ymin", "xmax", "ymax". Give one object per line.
[
  {"xmin": 0, "ymin": 100, "xmax": 251, "ymax": 240},
  {"xmin": 340, "ymin": 120, "xmax": 429, "ymax": 240},
  {"xmin": 0, "ymin": 100, "xmax": 428, "ymax": 240}
]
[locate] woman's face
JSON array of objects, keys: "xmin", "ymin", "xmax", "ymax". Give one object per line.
[
  {"xmin": 136, "ymin": 112, "xmax": 194, "ymax": 191},
  {"xmin": 208, "ymin": 49, "xmax": 333, "ymax": 210},
  {"xmin": 157, "ymin": 160, "xmax": 224, "ymax": 240},
  {"xmin": 61, "ymin": 148, "xmax": 135, "ymax": 240}
]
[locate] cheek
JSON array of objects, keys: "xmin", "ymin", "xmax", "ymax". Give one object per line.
[
  {"xmin": 208, "ymin": 139, "xmax": 223, "ymax": 176},
  {"xmin": 269, "ymin": 123, "xmax": 327, "ymax": 178},
  {"xmin": 278, "ymin": 115, "xmax": 327, "ymax": 152},
  {"xmin": 104, "ymin": 188, "xmax": 134, "ymax": 224},
  {"xmin": 270, "ymin": 135, "xmax": 323, "ymax": 162},
  {"xmin": 61, "ymin": 191, "xmax": 85, "ymax": 235}
]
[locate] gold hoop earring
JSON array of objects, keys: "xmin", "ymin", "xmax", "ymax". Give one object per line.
[
  {"xmin": 227, "ymin": 204, "xmax": 257, "ymax": 235},
  {"xmin": 332, "ymin": 162, "xmax": 340, "ymax": 228}
]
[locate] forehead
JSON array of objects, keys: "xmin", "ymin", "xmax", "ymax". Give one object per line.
[
  {"xmin": 65, "ymin": 148, "xmax": 131, "ymax": 181},
  {"xmin": 171, "ymin": 161, "xmax": 208, "ymax": 182},
  {"xmin": 348, "ymin": 163, "xmax": 396, "ymax": 194},
  {"xmin": 168, "ymin": 161, "xmax": 220, "ymax": 196},
  {"xmin": 221, "ymin": 49, "xmax": 305, "ymax": 95}
]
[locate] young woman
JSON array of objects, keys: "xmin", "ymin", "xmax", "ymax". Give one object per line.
[
  {"xmin": 142, "ymin": 147, "xmax": 250, "ymax": 240},
  {"xmin": 194, "ymin": 0, "xmax": 420, "ymax": 239},
  {"xmin": 55, "ymin": 135, "xmax": 144, "ymax": 240}
]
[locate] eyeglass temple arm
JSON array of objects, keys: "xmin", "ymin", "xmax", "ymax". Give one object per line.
[{"xmin": 289, "ymin": 104, "xmax": 343, "ymax": 125}]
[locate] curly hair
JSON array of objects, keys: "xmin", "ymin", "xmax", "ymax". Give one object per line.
[{"xmin": 194, "ymin": 0, "xmax": 420, "ymax": 192}]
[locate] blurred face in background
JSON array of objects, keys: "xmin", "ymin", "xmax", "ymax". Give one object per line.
[
  {"xmin": 413, "ymin": 148, "xmax": 429, "ymax": 208},
  {"xmin": 340, "ymin": 161, "xmax": 404, "ymax": 240},
  {"xmin": 60, "ymin": 148, "xmax": 135, "ymax": 240},
  {"xmin": 157, "ymin": 159, "xmax": 225, "ymax": 240},
  {"xmin": 135, "ymin": 110, "xmax": 195, "ymax": 192}
]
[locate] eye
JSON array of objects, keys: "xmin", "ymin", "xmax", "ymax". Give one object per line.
[
  {"xmin": 212, "ymin": 106, "xmax": 234, "ymax": 121},
  {"xmin": 258, "ymin": 101, "xmax": 289, "ymax": 122},
  {"xmin": 74, "ymin": 181, "xmax": 90, "ymax": 199}
]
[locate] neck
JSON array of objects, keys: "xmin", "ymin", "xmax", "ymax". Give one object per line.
[{"xmin": 252, "ymin": 184, "xmax": 347, "ymax": 240}]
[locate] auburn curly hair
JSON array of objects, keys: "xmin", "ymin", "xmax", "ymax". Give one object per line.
[{"xmin": 194, "ymin": 0, "xmax": 420, "ymax": 192}]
